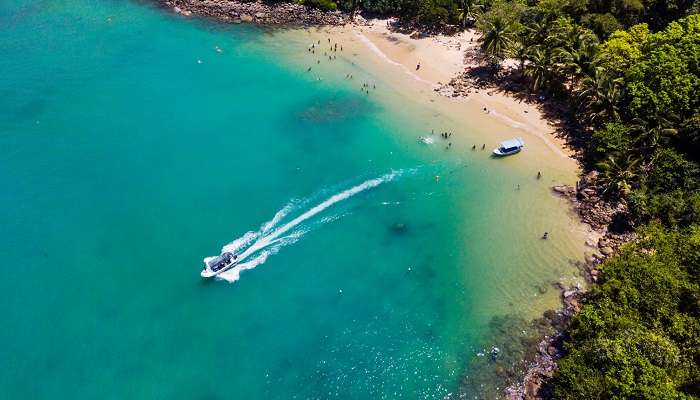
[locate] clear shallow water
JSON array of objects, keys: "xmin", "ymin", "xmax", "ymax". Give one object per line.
[{"xmin": 1, "ymin": 1, "xmax": 585, "ymax": 398}]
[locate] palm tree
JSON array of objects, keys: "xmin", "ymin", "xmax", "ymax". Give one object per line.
[
  {"xmin": 577, "ymin": 67, "xmax": 623, "ymax": 125},
  {"xmin": 479, "ymin": 16, "xmax": 516, "ymax": 66},
  {"xmin": 551, "ymin": 27, "xmax": 598, "ymax": 83},
  {"xmin": 524, "ymin": 19, "xmax": 549, "ymax": 46},
  {"xmin": 523, "ymin": 46, "xmax": 550, "ymax": 91},
  {"xmin": 596, "ymin": 154, "xmax": 641, "ymax": 195},
  {"xmin": 628, "ymin": 117, "xmax": 679, "ymax": 153},
  {"xmin": 555, "ymin": 40, "xmax": 597, "ymax": 81},
  {"xmin": 509, "ymin": 40, "xmax": 531, "ymax": 77},
  {"xmin": 459, "ymin": 0, "xmax": 482, "ymax": 28}
]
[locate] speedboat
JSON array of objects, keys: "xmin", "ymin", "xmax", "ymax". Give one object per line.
[
  {"xmin": 493, "ymin": 137, "xmax": 524, "ymax": 156},
  {"xmin": 201, "ymin": 251, "xmax": 239, "ymax": 278}
]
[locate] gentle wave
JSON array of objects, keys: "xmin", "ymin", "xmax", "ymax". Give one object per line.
[{"xmin": 354, "ymin": 33, "xmax": 435, "ymax": 86}]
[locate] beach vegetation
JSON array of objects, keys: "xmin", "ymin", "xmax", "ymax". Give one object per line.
[
  {"xmin": 468, "ymin": 2, "xmax": 700, "ymax": 397},
  {"xmin": 553, "ymin": 223, "xmax": 700, "ymax": 398},
  {"xmin": 296, "ymin": 0, "xmax": 700, "ymax": 393}
]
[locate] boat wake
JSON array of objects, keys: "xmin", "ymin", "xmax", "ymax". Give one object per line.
[{"xmin": 205, "ymin": 170, "xmax": 402, "ymax": 283}]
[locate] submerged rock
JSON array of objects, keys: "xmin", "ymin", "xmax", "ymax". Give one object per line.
[{"xmin": 390, "ymin": 223, "xmax": 408, "ymax": 234}]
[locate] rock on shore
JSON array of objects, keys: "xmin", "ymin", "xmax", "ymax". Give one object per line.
[
  {"xmin": 161, "ymin": 0, "xmax": 351, "ymax": 25},
  {"xmin": 553, "ymin": 170, "xmax": 635, "ymax": 272},
  {"xmin": 505, "ymin": 172, "xmax": 635, "ymax": 399}
]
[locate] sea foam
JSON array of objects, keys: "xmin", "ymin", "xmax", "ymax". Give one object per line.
[{"xmin": 208, "ymin": 170, "xmax": 402, "ymax": 282}]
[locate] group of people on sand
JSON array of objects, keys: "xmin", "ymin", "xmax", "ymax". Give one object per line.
[
  {"xmin": 305, "ymin": 37, "xmax": 380, "ymax": 95},
  {"xmin": 306, "ymin": 37, "xmax": 345, "ymax": 78},
  {"xmin": 360, "ymin": 82, "xmax": 375, "ymax": 94}
]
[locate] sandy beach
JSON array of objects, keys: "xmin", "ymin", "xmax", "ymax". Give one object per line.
[{"xmin": 282, "ymin": 19, "xmax": 578, "ymax": 167}]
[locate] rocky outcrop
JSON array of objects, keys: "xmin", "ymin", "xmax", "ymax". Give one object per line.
[
  {"xmin": 552, "ymin": 170, "xmax": 635, "ymax": 276},
  {"xmin": 503, "ymin": 286, "xmax": 586, "ymax": 400},
  {"xmin": 505, "ymin": 172, "xmax": 635, "ymax": 399},
  {"xmin": 435, "ymin": 72, "xmax": 479, "ymax": 97},
  {"xmin": 161, "ymin": 0, "xmax": 352, "ymax": 26}
]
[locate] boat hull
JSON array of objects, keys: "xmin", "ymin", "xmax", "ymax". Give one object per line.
[
  {"xmin": 201, "ymin": 258, "xmax": 240, "ymax": 278},
  {"xmin": 493, "ymin": 147, "xmax": 522, "ymax": 156}
]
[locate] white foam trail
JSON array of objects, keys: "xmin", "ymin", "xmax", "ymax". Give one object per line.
[
  {"xmin": 216, "ymin": 229, "xmax": 307, "ymax": 283},
  {"xmin": 355, "ymin": 33, "xmax": 436, "ymax": 86},
  {"xmin": 209, "ymin": 170, "xmax": 401, "ymax": 282},
  {"xmin": 261, "ymin": 202, "xmax": 295, "ymax": 235},
  {"xmin": 234, "ymin": 171, "xmax": 400, "ymax": 262},
  {"xmin": 220, "ymin": 201, "xmax": 296, "ymax": 254}
]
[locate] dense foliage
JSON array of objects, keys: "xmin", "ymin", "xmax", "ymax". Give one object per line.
[
  {"xmin": 554, "ymin": 224, "xmax": 700, "ymax": 398},
  {"xmin": 459, "ymin": 2, "xmax": 700, "ymax": 398}
]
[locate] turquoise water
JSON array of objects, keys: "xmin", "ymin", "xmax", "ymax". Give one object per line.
[{"xmin": 1, "ymin": 1, "xmax": 585, "ymax": 398}]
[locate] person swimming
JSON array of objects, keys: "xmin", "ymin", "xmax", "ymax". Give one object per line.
[{"xmin": 542, "ymin": 232, "xmax": 549, "ymax": 239}]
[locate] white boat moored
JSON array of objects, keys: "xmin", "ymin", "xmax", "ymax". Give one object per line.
[{"xmin": 493, "ymin": 137, "xmax": 524, "ymax": 156}]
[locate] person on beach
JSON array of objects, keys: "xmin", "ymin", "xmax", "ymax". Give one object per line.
[
  {"xmin": 542, "ymin": 232, "xmax": 548, "ymax": 239},
  {"xmin": 537, "ymin": 171, "xmax": 542, "ymax": 179},
  {"xmin": 416, "ymin": 62, "xmax": 421, "ymax": 70},
  {"xmin": 482, "ymin": 144, "xmax": 485, "ymax": 150}
]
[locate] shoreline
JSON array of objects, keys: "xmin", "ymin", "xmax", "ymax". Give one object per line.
[
  {"xmin": 333, "ymin": 21, "xmax": 634, "ymax": 400},
  {"xmin": 158, "ymin": 4, "xmax": 622, "ymax": 398},
  {"xmin": 161, "ymin": 0, "xmax": 351, "ymax": 25}
]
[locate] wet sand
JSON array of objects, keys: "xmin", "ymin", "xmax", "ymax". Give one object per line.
[
  {"xmin": 266, "ymin": 20, "xmax": 580, "ymax": 191},
  {"xmin": 259, "ymin": 22, "xmax": 593, "ymax": 320}
]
